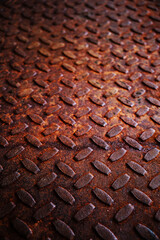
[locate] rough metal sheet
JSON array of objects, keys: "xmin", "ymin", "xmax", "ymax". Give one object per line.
[{"xmin": 0, "ymin": 0, "xmax": 160, "ymax": 239}]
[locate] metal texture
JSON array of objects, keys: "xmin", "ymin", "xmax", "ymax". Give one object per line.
[{"xmin": 0, "ymin": 0, "xmax": 160, "ymax": 239}]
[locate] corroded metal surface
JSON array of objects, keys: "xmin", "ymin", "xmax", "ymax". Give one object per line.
[{"xmin": 0, "ymin": 0, "xmax": 160, "ymax": 239}]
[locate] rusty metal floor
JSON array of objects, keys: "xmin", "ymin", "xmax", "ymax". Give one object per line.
[{"xmin": 0, "ymin": 0, "xmax": 160, "ymax": 239}]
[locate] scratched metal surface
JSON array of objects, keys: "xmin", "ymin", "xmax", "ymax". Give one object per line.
[{"xmin": 0, "ymin": 0, "xmax": 160, "ymax": 239}]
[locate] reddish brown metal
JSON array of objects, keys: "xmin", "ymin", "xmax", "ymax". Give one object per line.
[{"xmin": 0, "ymin": 0, "xmax": 160, "ymax": 239}]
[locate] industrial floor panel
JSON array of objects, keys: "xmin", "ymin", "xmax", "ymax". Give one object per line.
[{"xmin": 0, "ymin": 0, "xmax": 160, "ymax": 239}]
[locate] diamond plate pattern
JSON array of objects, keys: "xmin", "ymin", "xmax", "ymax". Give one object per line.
[{"xmin": 0, "ymin": 0, "xmax": 160, "ymax": 239}]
